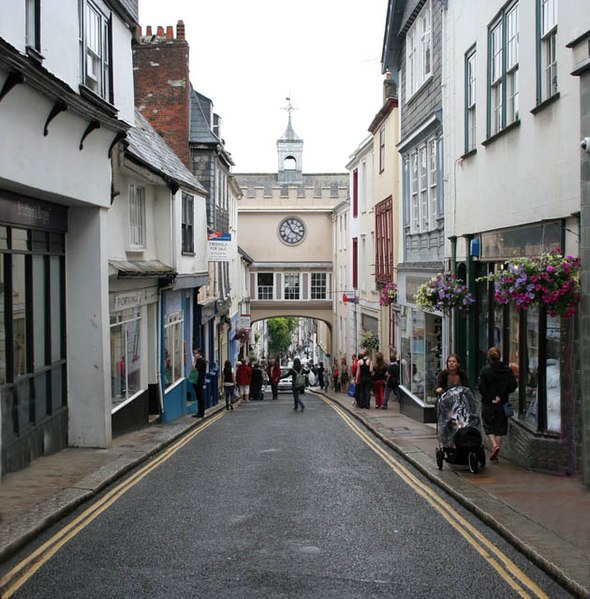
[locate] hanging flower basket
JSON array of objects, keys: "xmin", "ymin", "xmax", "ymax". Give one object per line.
[
  {"xmin": 379, "ymin": 282, "xmax": 398, "ymax": 306},
  {"xmin": 480, "ymin": 250, "xmax": 580, "ymax": 318},
  {"xmin": 360, "ymin": 330, "xmax": 379, "ymax": 351},
  {"xmin": 415, "ymin": 273, "xmax": 475, "ymax": 315}
]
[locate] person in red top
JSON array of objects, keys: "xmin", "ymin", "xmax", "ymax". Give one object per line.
[
  {"xmin": 235, "ymin": 359, "xmax": 253, "ymax": 403},
  {"xmin": 268, "ymin": 357, "xmax": 281, "ymax": 400}
]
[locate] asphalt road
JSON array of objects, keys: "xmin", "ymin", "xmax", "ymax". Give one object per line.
[{"xmin": 4, "ymin": 391, "xmax": 574, "ymax": 598}]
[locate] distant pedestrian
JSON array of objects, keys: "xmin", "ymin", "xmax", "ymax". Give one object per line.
[
  {"xmin": 317, "ymin": 362, "xmax": 325, "ymax": 390},
  {"xmin": 250, "ymin": 362, "xmax": 264, "ymax": 400},
  {"xmin": 332, "ymin": 362, "xmax": 340, "ymax": 392},
  {"xmin": 281, "ymin": 357, "xmax": 306, "ymax": 412},
  {"xmin": 191, "ymin": 349, "xmax": 207, "ymax": 418},
  {"xmin": 384, "ymin": 349, "xmax": 400, "ymax": 409},
  {"xmin": 339, "ymin": 357, "xmax": 349, "ymax": 393},
  {"xmin": 236, "ymin": 359, "xmax": 252, "ymax": 403},
  {"xmin": 268, "ymin": 357, "xmax": 281, "ymax": 400},
  {"xmin": 372, "ymin": 352, "xmax": 387, "ymax": 409},
  {"xmin": 222, "ymin": 360, "xmax": 235, "ymax": 411},
  {"xmin": 478, "ymin": 346, "xmax": 518, "ymax": 462},
  {"xmin": 356, "ymin": 351, "xmax": 373, "ymax": 409}
]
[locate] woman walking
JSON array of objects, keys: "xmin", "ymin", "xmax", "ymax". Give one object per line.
[
  {"xmin": 435, "ymin": 353, "xmax": 469, "ymax": 396},
  {"xmin": 478, "ymin": 347, "xmax": 517, "ymax": 462},
  {"xmin": 281, "ymin": 357, "xmax": 306, "ymax": 412},
  {"xmin": 222, "ymin": 360, "xmax": 235, "ymax": 411},
  {"xmin": 268, "ymin": 357, "xmax": 281, "ymax": 400},
  {"xmin": 356, "ymin": 351, "xmax": 373, "ymax": 409},
  {"xmin": 372, "ymin": 352, "xmax": 388, "ymax": 409}
]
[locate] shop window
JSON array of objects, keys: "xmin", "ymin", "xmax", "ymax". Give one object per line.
[
  {"xmin": 164, "ymin": 311, "xmax": 183, "ymax": 389},
  {"xmin": 110, "ymin": 308, "xmax": 142, "ymax": 406}
]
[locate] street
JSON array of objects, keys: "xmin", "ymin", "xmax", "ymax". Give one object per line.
[{"xmin": 1, "ymin": 391, "xmax": 575, "ymax": 598}]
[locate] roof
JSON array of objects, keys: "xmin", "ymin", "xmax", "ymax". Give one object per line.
[
  {"xmin": 109, "ymin": 259, "xmax": 175, "ymax": 278},
  {"xmin": 125, "ymin": 109, "xmax": 207, "ymax": 194},
  {"xmin": 189, "ymin": 86, "xmax": 219, "ymax": 145}
]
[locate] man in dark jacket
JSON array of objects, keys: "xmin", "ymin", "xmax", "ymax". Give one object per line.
[
  {"xmin": 384, "ymin": 349, "xmax": 400, "ymax": 409},
  {"xmin": 192, "ymin": 349, "xmax": 208, "ymax": 418}
]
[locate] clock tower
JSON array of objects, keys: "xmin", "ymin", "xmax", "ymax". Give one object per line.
[{"xmin": 277, "ymin": 97, "xmax": 303, "ymax": 185}]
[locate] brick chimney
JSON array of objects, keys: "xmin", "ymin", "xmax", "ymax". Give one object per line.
[
  {"xmin": 133, "ymin": 20, "xmax": 191, "ymax": 168},
  {"xmin": 383, "ymin": 70, "xmax": 397, "ymax": 102}
]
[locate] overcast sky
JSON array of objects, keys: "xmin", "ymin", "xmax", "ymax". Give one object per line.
[{"xmin": 138, "ymin": 0, "xmax": 388, "ymax": 174}]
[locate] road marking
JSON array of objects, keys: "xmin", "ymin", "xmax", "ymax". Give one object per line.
[
  {"xmin": 0, "ymin": 411, "xmax": 226, "ymax": 598},
  {"xmin": 324, "ymin": 399, "xmax": 550, "ymax": 599}
]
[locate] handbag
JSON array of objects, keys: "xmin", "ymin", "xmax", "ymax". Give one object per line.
[
  {"xmin": 188, "ymin": 369, "xmax": 200, "ymax": 385},
  {"xmin": 347, "ymin": 382, "xmax": 357, "ymax": 398},
  {"xmin": 503, "ymin": 401, "xmax": 514, "ymax": 417}
]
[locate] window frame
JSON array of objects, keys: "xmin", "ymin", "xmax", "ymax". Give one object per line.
[
  {"xmin": 375, "ymin": 197, "xmax": 393, "ymax": 286},
  {"xmin": 379, "ymin": 127, "xmax": 386, "ymax": 173},
  {"xmin": 128, "ymin": 184, "xmax": 146, "ymax": 250},
  {"xmin": 487, "ymin": 2, "xmax": 520, "ymax": 138},
  {"xmin": 181, "ymin": 192, "xmax": 194, "ymax": 255},
  {"xmin": 310, "ymin": 273, "xmax": 327, "ymax": 300},
  {"xmin": 257, "ymin": 273, "xmax": 274, "ymax": 300},
  {"xmin": 80, "ymin": 0, "xmax": 113, "ymax": 103},
  {"xmin": 405, "ymin": 0, "xmax": 432, "ymax": 100},
  {"xmin": 284, "ymin": 273, "xmax": 300, "ymax": 300},
  {"xmin": 536, "ymin": 0, "xmax": 558, "ymax": 104},
  {"xmin": 406, "ymin": 135, "xmax": 439, "ymax": 235},
  {"xmin": 25, "ymin": 0, "xmax": 41, "ymax": 53},
  {"xmin": 465, "ymin": 47, "xmax": 477, "ymax": 153}
]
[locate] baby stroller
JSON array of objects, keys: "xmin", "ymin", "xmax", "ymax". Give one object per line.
[{"xmin": 435, "ymin": 386, "xmax": 486, "ymax": 474}]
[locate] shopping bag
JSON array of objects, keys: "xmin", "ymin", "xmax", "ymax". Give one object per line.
[
  {"xmin": 503, "ymin": 401, "xmax": 514, "ymax": 417},
  {"xmin": 347, "ymin": 382, "xmax": 357, "ymax": 398}
]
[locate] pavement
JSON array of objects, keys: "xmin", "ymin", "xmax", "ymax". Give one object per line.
[{"xmin": 0, "ymin": 390, "xmax": 589, "ymax": 598}]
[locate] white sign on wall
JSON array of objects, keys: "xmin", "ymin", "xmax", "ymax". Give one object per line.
[{"xmin": 208, "ymin": 232, "xmax": 231, "ymax": 262}]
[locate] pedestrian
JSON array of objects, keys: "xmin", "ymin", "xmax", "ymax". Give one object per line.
[
  {"xmin": 268, "ymin": 357, "xmax": 281, "ymax": 400},
  {"xmin": 372, "ymin": 351, "xmax": 387, "ymax": 409},
  {"xmin": 435, "ymin": 353, "xmax": 470, "ymax": 396},
  {"xmin": 317, "ymin": 362, "xmax": 325, "ymax": 390},
  {"xmin": 356, "ymin": 351, "xmax": 373, "ymax": 409},
  {"xmin": 332, "ymin": 362, "xmax": 340, "ymax": 392},
  {"xmin": 250, "ymin": 362, "xmax": 264, "ymax": 400},
  {"xmin": 191, "ymin": 348, "xmax": 207, "ymax": 418},
  {"xmin": 281, "ymin": 357, "xmax": 306, "ymax": 412},
  {"xmin": 339, "ymin": 357, "xmax": 349, "ymax": 394},
  {"xmin": 384, "ymin": 349, "xmax": 400, "ymax": 409},
  {"xmin": 222, "ymin": 360, "xmax": 235, "ymax": 411},
  {"xmin": 235, "ymin": 359, "xmax": 252, "ymax": 403},
  {"xmin": 477, "ymin": 346, "xmax": 518, "ymax": 462}
]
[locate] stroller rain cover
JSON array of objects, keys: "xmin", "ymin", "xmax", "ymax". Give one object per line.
[{"xmin": 437, "ymin": 386, "xmax": 482, "ymax": 447}]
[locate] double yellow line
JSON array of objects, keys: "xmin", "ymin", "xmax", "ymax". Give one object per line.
[
  {"xmin": 324, "ymin": 399, "xmax": 550, "ymax": 599},
  {"xmin": 0, "ymin": 411, "xmax": 225, "ymax": 598}
]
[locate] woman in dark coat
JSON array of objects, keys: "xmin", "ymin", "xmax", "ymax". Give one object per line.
[{"xmin": 478, "ymin": 346, "xmax": 517, "ymax": 462}]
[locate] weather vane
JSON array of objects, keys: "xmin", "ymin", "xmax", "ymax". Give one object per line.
[{"xmin": 282, "ymin": 95, "xmax": 297, "ymax": 117}]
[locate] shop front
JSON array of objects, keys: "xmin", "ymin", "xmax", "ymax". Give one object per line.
[
  {"xmin": 396, "ymin": 270, "xmax": 444, "ymax": 423},
  {"xmin": 471, "ymin": 220, "xmax": 581, "ymax": 473}
]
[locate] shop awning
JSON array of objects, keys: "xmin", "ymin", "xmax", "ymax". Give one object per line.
[{"xmin": 109, "ymin": 259, "xmax": 175, "ymax": 278}]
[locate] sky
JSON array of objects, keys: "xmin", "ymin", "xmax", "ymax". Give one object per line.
[{"xmin": 138, "ymin": 0, "xmax": 388, "ymax": 174}]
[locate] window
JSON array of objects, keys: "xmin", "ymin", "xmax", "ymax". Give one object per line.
[
  {"xmin": 81, "ymin": 0, "xmax": 112, "ymax": 102},
  {"xmin": 26, "ymin": 0, "xmax": 40, "ymax": 52},
  {"xmin": 164, "ymin": 311, "xmax": 183, "ymax": 389},
  {"xmin": 488, "ymin": 2, "xmax": 519, "ymax": 137},
  {"xmin": 537, "ymin": 0, "xmax": 558, "ymax": 103},
  {"xmin": 129, "ymin": 185, "xmax": 146, "ymax": 249},
  {"xmin": 379, "ymin": 127, "xmax": 386, "ymax": 173},
  {"xmin": 406, "ymin": 136, "xmax": 439, "ymax": 234},
  {"xmin": 375, "ymin": 198, "xmax": 393, "ymax": 285},
  {"xmin": 465, "ymin": 48, "xmax": 477, "ymax": 152},
  {"xmin": 284, "ymin": 273, "xmax": 300, "ymax": 300},
  {"xmin": 257, "ymin": 273, "xmax": 273, "ymax": 300},
  {"xmin": 405, "ymin": 0, "xmax": 432, "ymax": 99},
  {"xmin": 110, "ymin": 308, "xmax": 141, "ymax": 407},
  {"xmin": 310, "ymin": 273, "xmax": 327, "ymax": 299},
  {"xmin": 182, "ymin": 192, "xmax": 194, "ymax": 254},
  {"xmin": 352, "ymin": 237, "xmax": 358, "ymax": 289},
  {"xmin": 352, "ymin": 168, "xmax": 358, "ymax": 218}
]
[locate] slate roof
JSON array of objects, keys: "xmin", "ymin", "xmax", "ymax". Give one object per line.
[
  {"xmin": 189, "ymin": 85, "xmax": 220, "ymax": 145},
  {"xmin": 114, "ymin": 0, "xmax": 139, "ymax": 26},
  {"xmin": 126, "ymin": 109, "xmax": 207, "ymax": 194}
]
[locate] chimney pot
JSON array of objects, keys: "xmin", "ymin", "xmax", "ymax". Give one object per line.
[
  {"xmin": 166, "ymin": 26, "xmax": 173, "ymax": 40},
  {"xmin": 157, "ymin": 26, "xmax": 164, "ymax": 37},
  {"xmin": 146, "ymin": 25, "xmax": 152, "ymax": 37},
  {"xmin": 177, "ymin": 20, "xmax": 185, "ymax": 41}
]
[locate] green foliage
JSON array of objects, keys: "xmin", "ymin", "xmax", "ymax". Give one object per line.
[{"xmin": 267, "ymin": 317, "xmax": 297, "ymax": 356}]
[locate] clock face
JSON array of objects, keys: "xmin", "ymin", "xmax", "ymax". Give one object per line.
[{"xmin": 278, "ymin": 217, "xmax": 306, "ymax": 245}]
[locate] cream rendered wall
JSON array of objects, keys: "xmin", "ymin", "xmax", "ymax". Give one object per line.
[
  {"xmin": 445, "ymin": 0, "xmax": 589, "ymax": 258},
  {"xmin": 238, "ymin": 212, "xmax": 334, "ymax": 262}
]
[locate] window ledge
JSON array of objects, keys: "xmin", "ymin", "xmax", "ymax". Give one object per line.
[
  {"xmin": 405, "ymin": 74, "xmax": 434, "ymax": 106},
  {"xmin": 182, "ymin": 251, "xmax": 196, "ymax": 257},
  {"xmin": 26, "ymin": 46, "xmax": 44, "ymax": 64},
  {"xmin": 460, "ymin": 148, "xmax": 477, "ymax": 160},
  {"xmin": 79, "ymin": 85, "xmax": 118, "ymax": 117},
  {"xmin": 530, "ymin": 92, "xmax": 560, "ymax": 115},
  {"xmin": 482, "ymin": 119, "xmax": 521, "ymax": 147}
]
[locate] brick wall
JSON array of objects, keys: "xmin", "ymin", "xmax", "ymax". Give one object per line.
[{"xmin": 133, "ymin": 22, "xmax": 190, "ymax": 168}]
